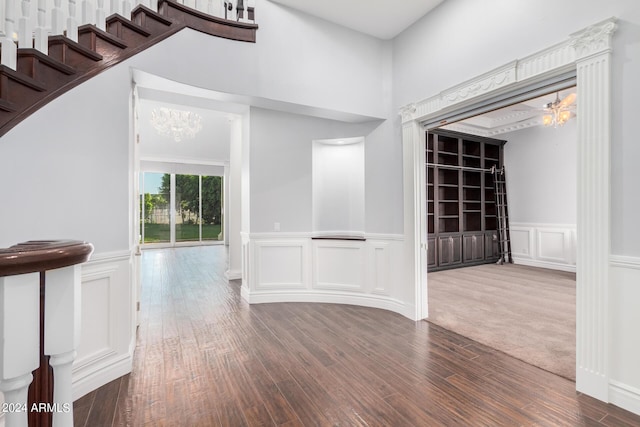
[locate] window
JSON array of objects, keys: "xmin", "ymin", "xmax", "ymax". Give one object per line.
[{"xmin": 140, "ymin": 172, "xmax": 223, "ymax": 245}]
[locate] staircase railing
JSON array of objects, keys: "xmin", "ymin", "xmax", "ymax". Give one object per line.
[
  {"xmin": 1, "ymin": 0, "xmax": 255, "ymax": 69},
  {"xmin": 0, "ymin": 0, "xmax": 257, "ymax": 137},
  {"xmin": 0, "ymin": 240, "xmax": 93, "ymax": 427}
]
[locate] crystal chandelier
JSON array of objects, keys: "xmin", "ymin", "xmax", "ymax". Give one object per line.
[
  {"xmin": 150, "ymin": 107, "xmax": 203, "ymax": 142},
  {"xmin": 542, "ymin": 92, "xmax": 575, "ymax": 128}
]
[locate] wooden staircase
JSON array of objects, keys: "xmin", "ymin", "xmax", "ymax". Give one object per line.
[{"xmin": 0, "ymin": 0, "xmax": 257, "ymax": 138}]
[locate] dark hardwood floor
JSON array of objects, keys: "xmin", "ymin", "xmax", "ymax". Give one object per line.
[{"xmin": 74, "ymin": 246, "xmax": 640, "ymax": 426}]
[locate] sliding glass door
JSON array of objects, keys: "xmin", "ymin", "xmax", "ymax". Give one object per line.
[
  {"xmin": 140, "ymin": 172, "xmax": 171, "ymax": 243},
  {"xmin": 140, "ymin": 172, "xmax": 223, "ymax": 245}
]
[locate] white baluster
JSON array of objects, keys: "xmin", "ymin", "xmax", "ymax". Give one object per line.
[
  {"xmin": 81, "ymin": 0, "xmax": 95, "ymax": 26},
  {"xmin": 51, "ymin": 0, "xmax": 65, "ymax": 35},
  {"xmin": 195, "ymin": 0, "xmax": 206, "ymax": 14},
  {"xmin": 1, "ymin": 0, "xmax": 18, "ymax": 69},
  {"xmin": 18, "ymin": 0, "xmax": 33, "ymax": 48},
  {"xmin": 246, "ymin": 0, "xmax": 254, "ymax": 22},
  {"xmin": 0, "ymin": 273, "xmax": 40, "ymax": 427},
  {"xmin": 44, "ymin": 265, "xmax": 82, "ymax": 427},
  {"xmin": 96, "ymin": 0, "xmax": 105, "ymax": 30},
  {"xmin": 110, "ymin": 0, "xmax": 120, "ymax": 16},
  {"xmin": 34, "ymin": 0, "xmax": 48, "ymax": 53},
  {"xmin": 121, "ymin": 0, "xmax": 131, "ymax": 19},
  {"xmin": 223, "ymin": 0, "xmax": 234, "ymax": 20},
  {"xmin": 67, "ymin": 0, "xmax": 78, "ymax": 41},
  {"xmin": 217, "ymin": 0, "xmax": 225, "ymax": 19}
]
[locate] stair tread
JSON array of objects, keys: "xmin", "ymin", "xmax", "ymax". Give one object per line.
[
  {"xmin": 106, "ymin": 13, "xmax": 152, "ymax": 37},
  {"xmin": 17, "ymin": 48, "xmax": 77, "ymax": 76},
  {"xmin": 133, "ymin": 4, "xmax": 175, "ymax": 27},
  {"xmin": 0, "ymin": 98, "xmax": 17, "ymax": 112},
  {"xmin": 48, "ymin": 35, "xmax": 104, "ymax": 61},
  {"xmin": 79, "ymin": 24, "xmax": 128, "ymax": 49},
  {"xmin": 0, "ymin": 65, "xmax": 47, "ymax": 91}
]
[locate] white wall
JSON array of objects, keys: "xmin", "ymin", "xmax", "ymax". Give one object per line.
[
  {"xmin": 249, "ymin": 108, "xmax": 400, "ymax": 234},
  {"xmin": 138, "ymin": 100, "xmax": 231, "ymax": 163},
  {"xmin": 393, "ymin": 0, "xmax": 640, "ymax": 414},
  {"xmin": 392, "ymin": 0, "xmax": 640, "ymax": 257},
  {"xmin": 503, "ymin": 121, "xmax": 577, "ymax": 271},
  {"xmin": 504, "ymin": 121, "xmax": 577, "ymax": 224},
  {"xmin": 0, "ymin": 0, "xmax": 395, "ymax": 406}
]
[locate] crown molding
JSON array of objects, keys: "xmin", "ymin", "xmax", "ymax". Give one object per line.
[{"xmin": 400, "ymin": 17, "xmax": 617, "ymax": 125}]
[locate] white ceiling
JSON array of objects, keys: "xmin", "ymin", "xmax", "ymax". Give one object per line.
[
  {"xmin": 267, "ymin": 0, "xmax": 445, "ymax": 40},
  {"xmin": 441, "ymin": 88, "xmax": 577, "ymax": 137}
]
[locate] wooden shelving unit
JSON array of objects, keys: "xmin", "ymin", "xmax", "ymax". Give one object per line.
[{"xmin": 426, "ymin": 129, "xmax": 506, "ymax": 271}]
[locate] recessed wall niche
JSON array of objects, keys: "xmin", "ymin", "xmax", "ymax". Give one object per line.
[{"xmin": 312, "ymin": 137, "xmax": 365, "ymax": 238}]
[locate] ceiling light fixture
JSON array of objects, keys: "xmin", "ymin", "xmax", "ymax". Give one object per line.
[
  {"xmin": 542, "ymin": 92, "xmax": 576, "ymax": 128},
  {"xmin": 150, "ymin": 107, "xmax": 203, "ymax": 142}
]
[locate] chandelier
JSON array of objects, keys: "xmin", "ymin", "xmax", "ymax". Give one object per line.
[
  {"xmin": 542, "ymin": 92, "xmax": 576, "ymax": 127},
  {"xmin": 150, "ymin": 107, "xmax": 203, "ymax": 142}
]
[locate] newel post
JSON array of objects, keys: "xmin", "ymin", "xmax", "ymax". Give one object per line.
[{"xmin": 0, "ymin": 240, "xmax": 93, "ymax": 427}]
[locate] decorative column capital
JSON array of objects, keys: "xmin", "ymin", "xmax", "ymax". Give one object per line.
[
  {"xmin": 570, "ymin": 17, "xmax": 617, "ymax": 60},
  {"xmin": 399, "ymin": 104, "xmax": 417, "ymax": 124}
]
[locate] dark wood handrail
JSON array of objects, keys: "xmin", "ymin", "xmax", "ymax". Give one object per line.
[{"xmin": 0, "ymin": 240, "xmax": 94, "ymax": 277}]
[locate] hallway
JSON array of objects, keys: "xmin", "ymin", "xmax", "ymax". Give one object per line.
[{"xmin": 74, "ymin": 246, "xmax": 640, "ymax": 426}]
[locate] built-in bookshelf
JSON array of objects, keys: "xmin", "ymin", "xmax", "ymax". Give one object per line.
[{"xmin": 426, "ymin": 129, "xmax": 506, "ymax": 271}]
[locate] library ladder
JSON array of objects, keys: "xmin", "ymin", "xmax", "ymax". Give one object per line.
[{"xmin": 491, "ymin": 165, "xmax": 513, "ymax": 265}]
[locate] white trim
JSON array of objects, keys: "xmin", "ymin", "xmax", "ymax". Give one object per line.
[
  {"xmin": 87, "ymin": 249, "xmax": 132, "ymax": 263},
  {"xmin": 609, "ymin": 381, "xmax": 640, "ymax": 417},
  {"xmin": 610, "ymin": 255, "xmax": 640, "ymax": 270},
  {"xmin": 512, "ymin": 258, "xmax": 576, "ymax": 273},
  {"xmin": 225, "ymin": 269, "xmax": 242, "ymax": 280},
  {"xmin": 400, "ymin": 17, "xmax": 617, "ymax": 403},
  {"xmin": 245, "ymin": 289, "xmax": 413, "ymax": 319},
  {"xmin": 71, "ymin": 351, "xmax": 133, "ymax": 401},
  {"xmin": 247, "ymin": 231, "xmax": 404, "ymax": 241},
  {"xmin": 140, "ymin": 156, "xmax": 230, "ymax": 167}
]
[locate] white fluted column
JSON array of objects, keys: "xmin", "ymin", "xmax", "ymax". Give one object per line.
[
  {"xmin": 0, "ymin": 273, "xmax": 40, "ymax": 427},
  {"xmin": 571, "ymin": 18, "xmax": 617, "ymax": 401},
  {"xmin": 44, "ymin": 265, "xmax": 82, "ymax": 427}
]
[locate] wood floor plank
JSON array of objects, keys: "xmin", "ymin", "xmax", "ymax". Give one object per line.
[{"xmin": 73, "ymin": 246, "xmax": 640, "ymax": 427}]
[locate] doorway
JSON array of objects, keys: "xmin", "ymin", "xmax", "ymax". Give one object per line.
[
  {"xmin": 139, "ymin": 171, "xmax": 224, "ymax": 246},
  {"xmin": 401, "ymin": 19, "xmax": 616, "ymax": 397},
  {"xmin": 424, "ymin": 88, "xmax": 578, "ymax": 379}
]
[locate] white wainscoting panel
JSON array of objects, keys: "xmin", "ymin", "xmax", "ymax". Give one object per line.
[
  {"xmin": 368, "ymin": 241, "xmax": 390, "ymax": 296},
  {"xmin": 510, "ymin": 223, "xmax": 576, "ymax": 272},
  {"xmin": 510, "ymin": 228, "xmax": 535, "ymax": 259},
  {"xmin": 255, "ymin": 240, "xmax": 308, "ymax": 290},
  {"xmin": 72, "ymin": 251, "xmax": 134, "ymax": 401},
  {"xmin": 312, "ymin": 240, "xmax": 366, "ymax": 292},
  {"xmin": 609, "ymin": 255, "xmax": 640, "ymax": 415},
  {"xmin": 244, "ymin": 234, "xmax": 410, "ymax": 318}
]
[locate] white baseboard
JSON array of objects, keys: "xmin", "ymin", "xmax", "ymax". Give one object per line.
[
  {"xmin": 512, "ymin": 256, "xmax": 576, "ymax": 273},
  {"xmin": 246, "ymin": 289, "xmax": 412, "ymax": 319},
  {"xmin": 610, "ymin": 380, "xmax": 640, "ymax": 416},
  {"xmin": 225, "ymin": 269, "xmax": 242, "ymax": 280},
  {"xmin": 72, "ymin": 350, "xmax": 133, "ymax": 401}
]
